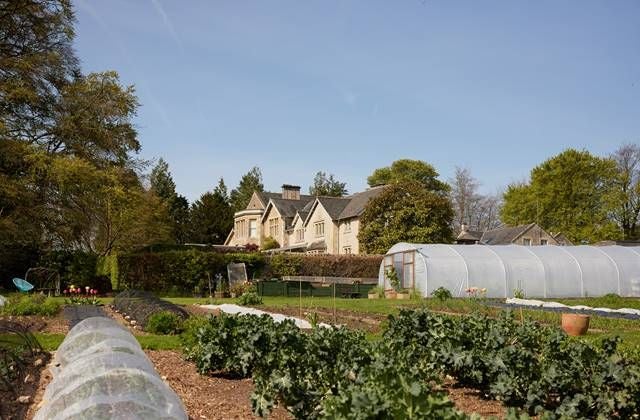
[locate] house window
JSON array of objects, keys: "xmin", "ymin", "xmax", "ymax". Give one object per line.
[
  {"xmin": 344, "ymin": 221, "xmax": 351, "ymax": 232},
  {"xmin": 540, "ymin": 239, "xmax": 548, "ymax": 246},
  {"xmin": 343, "ymin": 246, "xmax": 352, "ymax": 254},
  {"xmin": 249, "ymin": 219, "xmax": 257, "ymax": 238},
  {"xmin": 314, "ymin": 221, "xmax": 325, "ymax": 237},
  {"xmin": 296, "ymin": 228, "xmax": 304, "ymax": 242},
  {"xmin": 523, "ymin": 238, "xmax": 532, "ymax": 246},
  {"xmin": 269, "ymin": 218, "xmax": 280, "ymax": 237}
]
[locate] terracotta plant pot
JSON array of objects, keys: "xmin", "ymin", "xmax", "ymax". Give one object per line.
[
  {"xmin": 368, "ymin": 293, "xmax": 379, "ymax": 300},
  {"xmin": 561, "ymin": 313, "xmax": 590, "ymax": 336},
  {"xmin": 384, "ymin": 290, "xmax": 397, "ymax": 299},
  {"xmin": 396, "ymin": 292, "xmax": 411, "ymax": 300}
]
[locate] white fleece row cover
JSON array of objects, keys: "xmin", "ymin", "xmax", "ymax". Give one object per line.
[
  {"xmin": 380, "ymin": 244, "xmax": 640, "ymax": 298},
  {"xmin": 505, "ymin": 298, "xmax": 640, "ymax": 316},
  {"xmin": 200, "ymin": 304, "xmax": 331, "ymax": 328},
  {"xmin": 34, "ymin": 317, "xmax": 187, "ymax": 420}
]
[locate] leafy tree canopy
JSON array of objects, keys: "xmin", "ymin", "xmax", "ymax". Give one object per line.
[
  {"xmin": 358, "ymin": 181, "xmax": 454, "ymax": 254},
  {"xmin": 500, "ymin": 149, "xmax": 620, "ymax": 243},
  {"xmin": 367, "ymin": 159, "xmax": 449, "ymax": 192},
  {"xmin": 309, "ymin": 171, "xmax": 347, "ymax": 197}
]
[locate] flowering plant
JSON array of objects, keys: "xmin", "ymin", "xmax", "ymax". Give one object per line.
[
  {"xmin": 63, "ymin": 285, "xmax": 101, "ymax": 306},
  {"xmin": 465, "ymin": 286, "xmax": 487, "ymax": 299}
]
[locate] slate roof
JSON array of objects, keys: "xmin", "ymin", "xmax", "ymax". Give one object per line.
[
  {"xmin": 480, "ymin": 223, "xmax": 535, "ymax": 245},
  {"xmin": 338, "ymin": 186, "xmax": 386, "ymax": 220},
  {"xmin": 256, "ymin": 191, "xmax": 314, "ymax": 206},
  {"xmin": 316, "ymin": 197, "xmax": 351, "ymax": 220},
  {"xmin": 456, "ymin": 230, "xmax": 483, "ymax": 242}
]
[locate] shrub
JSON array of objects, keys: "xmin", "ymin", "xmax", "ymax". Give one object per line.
[
  {"xmin": 369, "ymin": 285, "xmax": 384, "ymax": 297},
  {"xmin": 432, "ymin": 286, "xmax": 453, "ymax": 301},
  {"xmin": 262, "ymin": 236, "xmax": 280, "ymax": 250},
  {"xmin": 146, "ymin": 311, "xmax": 184, "ymax": 335},
  {"xmin": 113, "ymin": 290, "xmax": 188, "ymax": 330},
  {"xmin": 237, "ymin": 291, "xmax": 262, "ymax": 305},
  {"xmin": 0, "ymin": 294, "xmax": 61, "ymax": 317}
]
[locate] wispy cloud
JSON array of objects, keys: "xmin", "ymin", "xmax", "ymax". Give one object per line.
[
  {"xmin": 150, "ymin": 0, "xmax": 182, "ymax": 48},
  {"xmin": 75, "ymin": 0, "xmax": 173, "ymax": 128},
  {"xmin": 343, "ymin": 91, "xmax": 358, "ymax": 107}
]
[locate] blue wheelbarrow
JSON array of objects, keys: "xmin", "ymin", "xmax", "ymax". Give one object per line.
[{"xmin": 13, "ymin": 277, "xmax": 34, "ymax": 293}]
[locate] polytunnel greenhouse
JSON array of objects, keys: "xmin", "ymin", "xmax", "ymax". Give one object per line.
[
  {"xmin": 378, "ymin": 243, "xmax": 640, "ymax": 298},
  {"xmin": 35, "ymin": 317, "xmax": 187, "ymax": 420}
]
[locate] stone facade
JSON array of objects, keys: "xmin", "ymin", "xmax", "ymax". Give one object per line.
[{"xmin": 224, "ymin": 184, "xmax": 384, "ymax": 254}]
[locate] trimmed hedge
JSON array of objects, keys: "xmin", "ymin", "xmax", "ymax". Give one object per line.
[
  {"xmin": 16, "ymin": 249, "xmax": 383, "ymax": 295},
  {"xmin": 110, "ymin": 251, "xmax": 382, "ymax": 294}
]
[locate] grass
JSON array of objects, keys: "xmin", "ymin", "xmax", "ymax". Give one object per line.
[{"xmin": 0, "ymin": 333, "xmax": 183, "ymax": 352}]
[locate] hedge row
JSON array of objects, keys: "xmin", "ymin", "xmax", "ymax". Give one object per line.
[{"xmin": 109, "ymin": 251, "xmax": 382, "ymax": 294}]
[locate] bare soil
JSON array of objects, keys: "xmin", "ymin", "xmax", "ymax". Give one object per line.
[
  {"xmin": 0, "ymin": 353, "xmax": 50, "ymax": 420},
  {"xmin": 259, "ymin": 305, "xmax": 385, "ymax": 333}
]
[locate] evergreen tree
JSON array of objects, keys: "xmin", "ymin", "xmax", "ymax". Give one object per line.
[
  {"xmin": 150, "ymin": 158, "xmax": 190, "ymax": 243},
  {"xmin": 189, "ymin": 178, "xmax": 233, "ymax": 244},
  {"xmin": 309, "ymin": 171, "xmax": 347, "ymax": 197},
  {"xmin": 359, "ymin": 182, "xmax": 454, "ymax": 254},
  {"xmin": 230, "ymin": 166, "xmax": 264, "ymax": 213},
  {"xmin": 367, "ymin": 159, "xmax": 449, "ymax": 192}
]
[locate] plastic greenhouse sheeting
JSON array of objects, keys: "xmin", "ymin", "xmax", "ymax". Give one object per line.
[
  {"xmin": 379, "ymin": 243, "xmax": 640, "ymax": 298},
  {"xmin": 35, "ymin": 317, "xmax": 187, "ymax": 420}
]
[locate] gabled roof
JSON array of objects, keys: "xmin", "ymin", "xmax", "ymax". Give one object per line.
[
  {"xmin": 338, "ymin": 186, "xmax": 386, "ymax": 220},
  {"xmin": 317, "ymin": 197, "xmax": 351, "ymax": 220},
  {"xmin": 480, "ymin": 223, "xmax": 536, "ymax": 245},
  {"xmin": 263, "ymin": 197, "xmax": 315, "ymax": 229},
  {"xmin": 301, "ymin": 187, "xmax": 386, "ymax": 226}
]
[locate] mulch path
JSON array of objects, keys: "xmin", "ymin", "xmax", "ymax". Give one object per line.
[
  {"xmin": 442, "ymin": 380, "xmax": 506, "ymax": 418},
  {"xmin": 146, "ymin": 350, "xmax": 290, "ymax": 420}
]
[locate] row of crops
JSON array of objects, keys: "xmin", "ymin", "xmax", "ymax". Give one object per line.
[
  {"xmin": 185, "ymin": 309, "xmax": 640, "ymax": 419},
  {"xmin": 35, "ymin": 317, "xmax": 187, "ymax": 419}
]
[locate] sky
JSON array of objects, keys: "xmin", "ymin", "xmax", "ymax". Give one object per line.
[{"xmin": 72, "ymin": 0, "xmax": 640, "ymax": 202}]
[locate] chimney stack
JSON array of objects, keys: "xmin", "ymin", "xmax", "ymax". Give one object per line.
[{"xmin": 282, "ymin": 184, "xmax": 301, "ymax": 200}]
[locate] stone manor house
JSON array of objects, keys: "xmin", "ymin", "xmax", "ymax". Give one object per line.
[{"xmin": 224, "ymin": 184, "xmax": 384, "ymax": 255}]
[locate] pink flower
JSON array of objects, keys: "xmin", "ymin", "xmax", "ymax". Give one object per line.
[{"xmin": 63, "ymin": 289, "xmax": 68, "ymax": 294}]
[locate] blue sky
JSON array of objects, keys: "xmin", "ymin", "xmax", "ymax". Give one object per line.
[{"xmin": 73, "ymin": 0, "xmax": 639, "ymax": 201}]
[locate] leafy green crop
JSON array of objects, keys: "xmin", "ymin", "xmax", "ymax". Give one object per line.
[{"xmin": 385, "ymin": 309, "xmax": 640, "ymax": 418}]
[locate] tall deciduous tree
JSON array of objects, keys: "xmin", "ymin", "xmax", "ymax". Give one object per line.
[
  {"xmin": 0, "ymin": 0, "xmax": 173, "ymax": 262},
  {"xmin": 449, "ymin": 167, "xmax": 502, "ymax": 232},
  {"xmin": 500, "ymin": 149, "xmax": 620, "ymax": 243},
  {"xmin": 610, "ymin": 144, "xmax": 640, "ymax": 239},
  {"xmin": 230, "ymin": 166, "xmax": 263, "ymax": 213},
  {"xmin": 309, "ymin": 171, "xmax": 347, "ymax": 197},
  {"xmin": 189, "ymin": 178, "xmax": 233, "ymax": 244},
  {"xmin": 358, "ymin": 182, "xmax": 454, "ymax": 254},
  {"xmin": 367, "ymin": 159, "xmax": 449, "ymax": 192}
]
